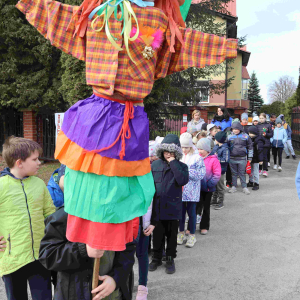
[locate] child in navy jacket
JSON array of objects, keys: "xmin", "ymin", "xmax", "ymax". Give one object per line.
[
  {"xmin": 211, "ymin": 131, "xmax": 230, "ymax": 209},
  {"xmin": 247, "ymin": 126, "xmax": 264, "ymax": 190}
]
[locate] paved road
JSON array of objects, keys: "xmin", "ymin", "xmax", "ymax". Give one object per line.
[{"xmin": 1, "ymin": 158, "xmax": 300, "ymax": 299}]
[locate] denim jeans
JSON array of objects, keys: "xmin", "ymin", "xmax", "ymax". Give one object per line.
[
  {"xmin": 230, "ymin": 158, "xmax": 247, "ymax": 188},
  {"xmin": 179, "ymin": 202, "xmax": 197, "ymax": 234},
  {"xmin": 136, "ymin": 227, "xmax": 150, "ymax": 286},
  {"xmin": 2, "ymin": 261, "xmax": 52, "ymax": 300},
  {"xmin": 249, "ymin": 163, "xmax": 259, "ymax": 184}
]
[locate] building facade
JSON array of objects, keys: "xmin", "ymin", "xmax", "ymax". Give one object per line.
[{"xmin": 191, "ymin": 0, "xmax": 251, "ymax": 121}]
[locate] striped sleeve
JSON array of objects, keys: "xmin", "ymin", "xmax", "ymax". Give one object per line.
[{"xmin": 16, "ymin": 0, "xmax": 86, "ymax": 61}]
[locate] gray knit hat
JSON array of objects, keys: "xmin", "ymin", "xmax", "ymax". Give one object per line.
[
  {"xmin": 241, "ymin": 113, "xmax": 248, "ymax": 121},
  {"xmin": 275, "ymin": 117, "xmax": 283, "ymax": 125},
  {"xmin": 196, "ymin": 138, "xmax": 212, "ymax": 152}
]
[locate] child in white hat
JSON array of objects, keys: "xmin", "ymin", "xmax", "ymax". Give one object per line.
[{"xmin": 177, "ymin": 133, "xmax": 206, "ymax": 248}]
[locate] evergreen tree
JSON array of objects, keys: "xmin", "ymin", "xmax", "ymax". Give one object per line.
[{"xmin": 248, "ymin": 71, "xmax": 264, "ymax": 114}]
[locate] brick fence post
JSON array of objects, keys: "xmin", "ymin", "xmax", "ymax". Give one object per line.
[{"xmin": 22, "ymin": 109, "xmax": 37, "ymax": 142}]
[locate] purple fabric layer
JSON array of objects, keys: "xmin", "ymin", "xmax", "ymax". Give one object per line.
[{"xmin": 62, "ymin": 94, "xmax": 149, "ymax": 161}]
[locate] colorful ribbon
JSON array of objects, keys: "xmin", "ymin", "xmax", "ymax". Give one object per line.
[{"xmin": 88, "ymin": 0, "xmax": 154, "ymax": 64}]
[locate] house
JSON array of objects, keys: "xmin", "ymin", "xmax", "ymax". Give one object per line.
[{"xmin": 191, "ymin": 0, "xmax": 251, "ymax": 121}]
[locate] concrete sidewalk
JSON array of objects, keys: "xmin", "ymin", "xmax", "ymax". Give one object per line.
[
  {"xmin": 1, "ymin": 158, "xmax": 300, "ymax": 299},
  {"xmin": 133, "ymin": 158, "xmax": 300, "ymax": 300}
]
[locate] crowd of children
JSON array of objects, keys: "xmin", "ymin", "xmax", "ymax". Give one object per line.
[{"xmin": 0, "ymin": 110, "xmax": 296, "ymax": 300}]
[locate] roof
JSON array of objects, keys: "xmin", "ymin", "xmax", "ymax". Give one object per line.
[
  {"xmin": 191, "ymin": 0, "xmax": 237, "ymax": 17},
  {"xmin": 242, "ymin": 66, "xmax": 250, "ymax": 79},
  {"xmin": 238, "ymin": 48, "xmax": 251, "ymax": 67}
]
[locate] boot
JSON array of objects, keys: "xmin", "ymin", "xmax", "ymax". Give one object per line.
[
  {"xmin": 149, "ymin": 258, "xmax": 162, "ymax": 272},
  {"xmin": 165, "ymin": 256, "xmax": 176, "ymax": 274},
  {"xmin": 252, "ymin": 183, "xmax": 259, "ymax": 191},
  {"xmin": 247, "ymin": 181, "xmax": 254, "ymax": 187}
]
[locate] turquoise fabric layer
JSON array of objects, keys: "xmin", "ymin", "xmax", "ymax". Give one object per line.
[
  {"xmin": 64, "ymin": 167, "xmax": 155, "ymax": 224},
  {"xmin": 180, "ymin": 0, "xmax": 192, "ymax": 21}
]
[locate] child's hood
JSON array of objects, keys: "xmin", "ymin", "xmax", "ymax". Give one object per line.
[
  {"xmin": 0, "ymin": 167, "xmax": 14, "ymax": 178},
  {"xmin": 205, "ymin": 153, "xmax": 218, "ymax": 161},
  {"xmin": 0, "ymin": 167, "xmax": 29, "ymax": 180}
]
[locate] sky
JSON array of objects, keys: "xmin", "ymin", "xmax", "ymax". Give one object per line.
[{"xmin": 237, "ymin": 0, "xmax": 300, "ymax": 103}]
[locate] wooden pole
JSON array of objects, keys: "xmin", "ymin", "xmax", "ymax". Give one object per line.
[{"xmin": 92, "ymin": 258, "xmax": 101, "ymax": 298}]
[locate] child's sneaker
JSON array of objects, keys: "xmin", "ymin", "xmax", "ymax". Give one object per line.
[
  {"xmin": 243, "ymin": 187, "xmax": 250, "ymax": 195},
  {"xmin": 252, "ymin": 183, "xmax": 259, "ymax": 190},
  {"xmin": 273, "ymin": 165, "xmax": 277, "ymax": 170},
  {"xmin": 247, "ymin": 181, "xmax": 254, "ymax": 187},
  {"xmin": 135, "ymin": 285, "xmax": 148, "ymax": 300},
  {"xmin": 263, "ymin": 171, "xmax": 268, "ymax": 177},
  {"xmin": 165, "ymin": 257, "xmax": 175, "ymax": 274},
  {"xmin": 186, "ymin": 235, "xmax": 197, "ymax": 248},
  {"xmin": 228, "ymin": 186, "xmax": 237, "ymax": 193},
  {"xmin": 149, "ymin": 259, "xmax": 162, "ymax": 271},
  {"xmin": 215, "ymin": 203, "xmax": 224, "ymax": 210},
  {"xmin": 278, "ymin": 166, "xmax": 282, "ymax": 172},
  {"xmin": 293, "ymin": 155, "xmax": 297, "ymax": 160},
  {"xmin": 177, "ymin": 232, "xmax": 187, "ymax": 245},
  {"xmin": 210, "ymin": 198, "xmax": 218, "ymax": 206},
  {"xmin": 196, "ymin": 215, "xmax": 202, "ymax": 224},
  {"xmin": 286, "ymin": 156, "xmax": 290, "ymax": 159}
]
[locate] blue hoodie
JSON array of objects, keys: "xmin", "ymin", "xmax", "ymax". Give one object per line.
[
  {"xmin": 211, "ymin": 117, "xmax": 233, "ymax": 131},
  {"xmin": 47, "ymin": 168, "xmax": 64, "ymax": 207},
  {"xmin": 211, "ymin": 143, "xmax": 230, "ymax": 174},
  {"xmin": 270, "ymin": 126, "xmax": 288, "ymax": 148}
]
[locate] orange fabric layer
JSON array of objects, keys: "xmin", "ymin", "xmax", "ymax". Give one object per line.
[
  {"xmin": 67, "ymin": 215, "xmax": 139, "ymax": 251},
  {"xmin": 54, "ymin": 131, "xmax": 151, "ymax": 177}
]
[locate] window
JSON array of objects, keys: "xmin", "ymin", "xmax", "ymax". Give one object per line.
[
  {"xmin": 242, "ymin": 79, "xmax": 249, "ymax": 100},
  {"xmin": 195, "ymin": 81, "xmax": 210, "ymax": 104}
]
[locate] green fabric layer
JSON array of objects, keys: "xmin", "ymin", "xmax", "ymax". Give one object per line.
[
  {"xmin": 64, "ymin": 167, "xmax": 155, "ymax": 224},
  {"xmin": 180, "ymin": 0, "xmax": 192, "ymax": 21}
]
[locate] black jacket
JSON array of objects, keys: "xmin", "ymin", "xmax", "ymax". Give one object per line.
[
  {"xmin": 151, "ymin": 159, "xmax": 189, "ymax": 222},
  {"xmin": 256, "ymin": 122, "xmax": 273, "ymax": 148},
  {"xmin": 39, "ymin": 207, "xmax": 135, "ymax": 300},
  {"xmin": 250, "ymin": 135, "xmax": 265, "ymax": 163}
]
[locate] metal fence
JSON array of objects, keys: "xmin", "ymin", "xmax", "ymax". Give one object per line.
[
  {"xmin": 291, "ymin": 107, "xmax": 300, "ymax": 150},
  {"xmin": 146, "ymin": 105, "xmax": 191, "ymax": 140},
  {"xmin": 0, "ymin": 110, "xmax": 23, "ymax": 152},
  {"xmin": 36, "ymin": 113, "xmax": 56, "ymax": 160}
]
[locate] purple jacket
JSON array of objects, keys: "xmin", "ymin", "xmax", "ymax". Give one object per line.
[{"xmin": 200, "ymin": 154, "xmax": 221, "ymax": 192}]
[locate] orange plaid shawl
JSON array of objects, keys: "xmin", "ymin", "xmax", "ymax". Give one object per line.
[{"xmin": 16, "ymin": 0, "xmax": 238, "ymax": 101}]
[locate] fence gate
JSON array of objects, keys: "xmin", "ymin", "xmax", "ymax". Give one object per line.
[
  {"xmin": 145, "ymin": 105, "xmax": 191, "ymax": 140},
  {"xmin": 36, "ymin": 113, "xmax": 56, "ymax": 160},
  {"xmin": 0, "ymin": 110, "xmax": 23, "ymax": 152},
  {"xmin": 291, "ymin": 107, "xmax": 300, "ymax": 150}
]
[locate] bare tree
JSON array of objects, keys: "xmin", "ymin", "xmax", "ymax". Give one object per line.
[{"xmin": 268, "ymin": 76, "xmax": 297, "ymax": 103}]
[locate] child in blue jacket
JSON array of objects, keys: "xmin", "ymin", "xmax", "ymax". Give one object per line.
[
  {"xmin": 270, "ymin": 117, "xmax": 288, "ymax": 172},
  {"xmin": 211, "ymin": 131, "xmax": 230, "ymax": 210}
]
